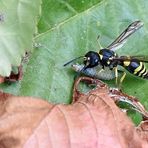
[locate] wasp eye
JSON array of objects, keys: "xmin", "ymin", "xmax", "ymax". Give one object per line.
[
  {"xmin": 86, "ymin": 57, "xmax": 90, "ymax": 62},
  {"xmin": 84, "ymin": 51, "xmax": 100, "ymax": 68},
  {"xmin": 84, "ymin": 57, "xmax": 89, "ymax": 65},
  {"xmin": 95, "ymin": 59, "xmax": 98, "ymax": 63}
]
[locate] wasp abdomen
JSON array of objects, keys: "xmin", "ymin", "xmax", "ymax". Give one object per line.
[{"xmin": 122, "ymin": 60, "xmax": 148, "ymax": 79}]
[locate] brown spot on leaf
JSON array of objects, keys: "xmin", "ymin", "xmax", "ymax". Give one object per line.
[{"xmin": 4, "ymin": 65, "xmax": 23, "ymax": 82}]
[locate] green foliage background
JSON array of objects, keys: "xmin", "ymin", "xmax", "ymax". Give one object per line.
[
  {"xmin": 0, "ymin": 0, "xmax": 148, "ymax": 123},
  {"xmin": 0, "ymin": 0, "xmax": 41, "ymax": 76}
]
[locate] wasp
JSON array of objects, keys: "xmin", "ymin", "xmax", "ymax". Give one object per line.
[{"xmin": 64, "ymin": 21, "xmax": 148, "ymax": 86}]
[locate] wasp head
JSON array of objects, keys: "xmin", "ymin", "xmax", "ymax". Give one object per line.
[{"xmin": 84, "ymin": 51, "xmax": 100, "ymax": 69}]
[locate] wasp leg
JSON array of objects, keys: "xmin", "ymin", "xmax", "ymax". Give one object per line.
[
  {"xmin": 119, "ymin": 72, "xmax": 126, "ymax": 89},
  {"xmin": 114, "ymin": 67, "xmax": 118, "ymax": 86}
]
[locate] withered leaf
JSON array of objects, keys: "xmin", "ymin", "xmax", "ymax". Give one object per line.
[
  {"xmin": 0, "ymin": 77, "xmax": 147, "ymax": 148},
  {"xmin": 136, "ymin": 121, "xmax": 148, "ymax": 145}
]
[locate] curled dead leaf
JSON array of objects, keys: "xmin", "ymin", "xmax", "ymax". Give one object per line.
[
  {"xmin": 0, "ymin": 76, "xmax": 147, "ymax": 148},
  {"xmin": 136, "ymin": 121, "xmax": 148, "ymax": 144}
]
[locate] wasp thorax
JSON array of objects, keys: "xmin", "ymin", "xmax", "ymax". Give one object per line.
[{"xmin": 84, "ymin": 51, "xmax": 100, "ymax": 68}]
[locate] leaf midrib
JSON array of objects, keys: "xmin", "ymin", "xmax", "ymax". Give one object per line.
[{"xmin": 35, "ymin": 0, "xmax": 106, "ymax": 39}]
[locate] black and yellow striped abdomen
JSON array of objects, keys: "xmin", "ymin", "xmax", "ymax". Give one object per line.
[{"xmin": 122, "ymin": 59, "xmax": 148, "ymax": 79}]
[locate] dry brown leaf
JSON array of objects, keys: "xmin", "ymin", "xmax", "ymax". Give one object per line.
[
  {"xmin": 136, "ymin": 121, "xmax": 148, "ymax": 145},
  {"xmin": 0, "ymin": 77, "xmax": 147, "ymax": 148}
]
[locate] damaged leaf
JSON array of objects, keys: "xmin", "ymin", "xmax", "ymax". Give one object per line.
[
  {"xmin": 0, "ymin": 77, "xmax": 147, "ymax": 147},
  {"xmin": 136, "ymin": 121, "xmax": 148, "ymax": 144},
  {"xmin": 4, "ymin": 65, "xmax": 23, "ymax": 82},
  {"xmin": 0, "ymin": 0, "xmax": 41, "ymax": 76}
]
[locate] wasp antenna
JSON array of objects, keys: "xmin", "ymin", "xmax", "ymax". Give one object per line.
[{"xmin": 63, "ymin": 56, "xmax": 84, "ymax": 67}]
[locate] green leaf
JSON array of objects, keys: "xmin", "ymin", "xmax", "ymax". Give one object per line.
[
  {"xmin": 38, "ymin": 0, "xmax": 102, "ymax": 33},
  {"xmin": 0, "ymin": 0, "xmax": 41, "ymax": 76}
]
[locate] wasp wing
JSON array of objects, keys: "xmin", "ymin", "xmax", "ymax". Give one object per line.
[
  {"xmin": 107, "ymin": 21, "xmax": 143, "ymax": 51},
  {"xmin": 113, "ymin": 55, "xmax": 148, "ymax": 63}
]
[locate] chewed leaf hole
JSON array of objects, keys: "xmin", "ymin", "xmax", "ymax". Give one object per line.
[{"xmin": 77, "ymin": 81, "xmax": 97, "ymax": 94}]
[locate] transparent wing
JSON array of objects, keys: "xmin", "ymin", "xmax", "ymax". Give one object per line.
[
  {"xmin": 113, "ymin": 55, "xmax": 148, "ymax": 63},
  {"xmin": 107, "ymin": 20, "xmax": 144, "ymax": 51}
]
